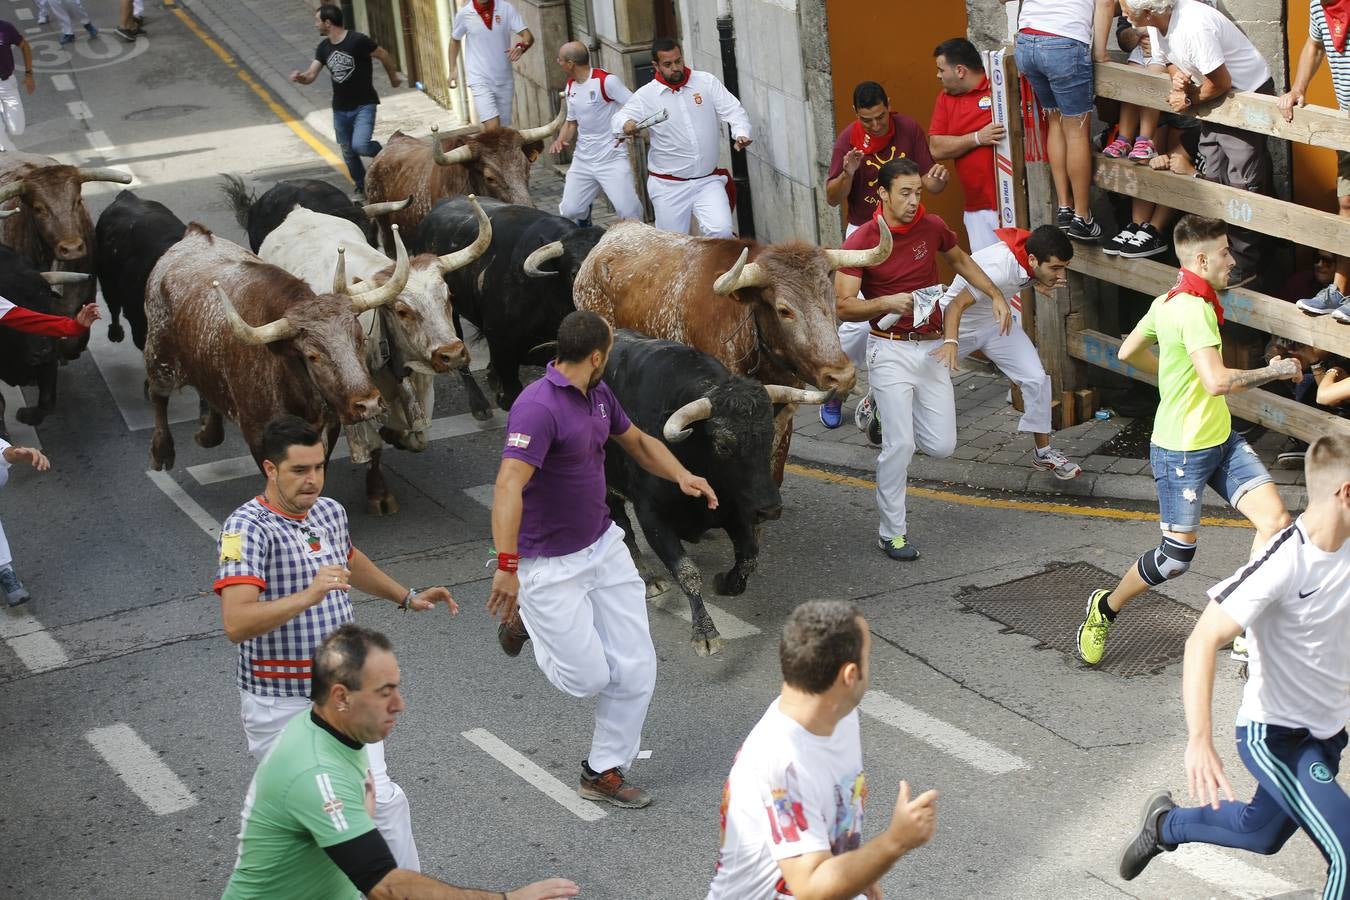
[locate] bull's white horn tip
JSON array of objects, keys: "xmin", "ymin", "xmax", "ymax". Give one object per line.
[{"xmin": 211, "ymin": 280, "xmax": 220, "ymax": 287}]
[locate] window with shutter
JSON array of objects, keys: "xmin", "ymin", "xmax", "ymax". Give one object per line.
[{"xmin": 567, "ymin": 0, "xmax": 593, "ymax": 40}]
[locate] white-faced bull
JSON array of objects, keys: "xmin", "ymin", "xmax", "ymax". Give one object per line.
[{"xmin": 220, "ymin": 175, "xmax": 403, "ymax": 253}]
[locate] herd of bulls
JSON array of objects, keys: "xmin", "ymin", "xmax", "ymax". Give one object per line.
[{"xmin": 0, "ymin": 106, "xmax": 893, "ymax": 655}]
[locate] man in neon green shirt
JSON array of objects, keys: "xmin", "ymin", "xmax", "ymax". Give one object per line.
[
  {"xmin": 223, "ymin": 624, "xmax": 580, "ymax": 900},
  {"xmin": 1076, "ymin": 215, "xmax": 1302, "ymax": 665}
]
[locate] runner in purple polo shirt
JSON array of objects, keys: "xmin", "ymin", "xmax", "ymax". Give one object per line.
[{"xmin": 486, "ymin": 310, "xmax": 717, "ymax": 809}]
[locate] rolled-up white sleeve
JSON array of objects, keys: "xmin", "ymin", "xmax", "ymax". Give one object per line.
[
  {"xmin": 612, "ymin": 88, "xmax": 652, "ymax": 136},
  {"xmin": 710, "ymin": 78, "xmax": 751, "ymax": 140}
]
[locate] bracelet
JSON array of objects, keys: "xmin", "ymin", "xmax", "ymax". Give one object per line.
[
  {"xmin": 496, "ymin": 552, "xmax": 520, "ymax": 573},
  {"xmin": 515, "ymin": 41, "xmax": 529, "ymax": 51},
  {"xmin": 399, "ymin": 588, "xmax": 415, "ymax": 612},
  {"xmin": 971, "ymin": 130, "xmax": 983, "ymax": 147},
  {"xmin": 943, "ymin": 338, "xmax": 958, "ymax": 346}
]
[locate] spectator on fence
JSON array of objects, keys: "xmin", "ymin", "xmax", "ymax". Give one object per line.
[
  {"xmin": 929, "ymin": 38, "xmax": 1003, "ymax": 252},
  {"xmin": 1282, "ymin": 0, "xmax": 1350, "ymax": 316},
  {"xmin": 1318, "ymin": 362, "xmax": 1350, "ymax": 406},
  {"xmin": 1280, "ymin": 248, "xmax": 1336, "ymax": 304},
  {"xmin": 1001, "ymin": 0, "xmax": 1117, "ymax": 242}
]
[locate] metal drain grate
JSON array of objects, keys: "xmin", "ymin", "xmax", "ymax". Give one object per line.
[{"xmin": 956, "ymin": 562, "xmax": 1200, "ymax": 677}]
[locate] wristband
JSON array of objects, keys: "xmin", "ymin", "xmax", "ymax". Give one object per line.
[
  {"xmin": 971, "ymin": 130, "xmax": 983, "ymax": 147},
  {"xmin": 515, "ymin": 41, "xmax": 529, "ymax": 51},
  {"xmin": 399, "ymin": 588, "xmax": 415, "ymax": 612},
  {"xmin": 943, "ymin": 338, "xmax": 958, "ymax": 346},
  {"xmin": 497, "ymin": 552, "xmax": 520, "ymax": 573}
]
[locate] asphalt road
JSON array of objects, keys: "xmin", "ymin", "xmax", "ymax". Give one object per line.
[{"xmin": 0, "ymin": 3, "xmax": 1329, "ymax": 898}]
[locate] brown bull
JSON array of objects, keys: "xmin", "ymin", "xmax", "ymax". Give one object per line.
[
  {"xmin": 143, "ymin": 224, "xmax": 410, "ymax": 472},
  {"xmin": 0, "ymin": 152, "xmax": 131, "ymax": 357},
  {"xmin": 572, "ymin": 221, "xmax": 892, "ymax": 480},
  {"xmin": 363, "ymin": 103, "xmax": 565, "ymax": 251}
]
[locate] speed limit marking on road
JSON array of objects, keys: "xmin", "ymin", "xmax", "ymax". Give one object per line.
[{"xmin": 27, "ymin": 33, "xmax": 149, "ymax": 73}]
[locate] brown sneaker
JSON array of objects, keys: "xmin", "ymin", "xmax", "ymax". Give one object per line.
[
  {"xmin": 579, "ymin": 765, "xmax": 651, "ymax": 808},
  {"xmin": 497, "ymin": 613, "xmax": 529, "ymax": 657}
]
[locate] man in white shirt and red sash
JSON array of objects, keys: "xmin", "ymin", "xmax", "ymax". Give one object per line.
[
  {"xmin": 448, "ymin": 0, "xmax": 533, "ymax": 130},
  {"xmin": 614, "ymin": 37, "xmax": 752, "ymax": 238}
]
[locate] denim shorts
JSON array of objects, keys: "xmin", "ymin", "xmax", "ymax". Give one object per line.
[
  {"xmin": 1150, "ymin": 432, "xmax": 1272, "ymax": 533},
  {"xmin": 1014, "ymin": 33, "xmax": 1094, "ymax": 118}
]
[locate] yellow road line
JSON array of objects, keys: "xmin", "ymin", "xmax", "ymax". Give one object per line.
[
  {"xmin": 170, "ymin": 7, "xmax": 351, "ymax": 182},
  {"xmin": 784, "ymin": 463, "xmax": 1251, "ymax": 529}
]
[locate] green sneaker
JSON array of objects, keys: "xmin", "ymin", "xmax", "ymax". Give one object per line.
[
  {"xmin": 877, "ymin": 535, "xmax": 919, "ymax": 561},
  {"xmin": 1077, "ymin": 589, "xmax": 1113, "ymax": 665}
]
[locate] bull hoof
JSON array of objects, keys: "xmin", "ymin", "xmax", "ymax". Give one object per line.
[
  {"xmin": 195, "ymin": 422, "xmax": 224, "ymax": 448},
  {"xmin": 150, "ymin": 432, "xmax": 175, "ymax": 470},
  {"xmin": 15, "ymin": 406, "xmax": 47, "ymax": 427},
  {"xmin": 691, "ymin": 634, "xmax": 725, "ymax": 657},
  {"xmin": 367, "ymin": 493, "xmax": 399, "ymax": 516},
  {"xmin": 107, "ymin": 321, "xmax": 124, "ymax": 343},
  {"xmin": 471, "ymin": 405, "xmax": 494, "ymax": 422},
  {"xmin": 644, "ymin": 577, "xmax": 670, "ymax": 598},
  {"xmin": 712, "ymin": 571, "xmax": 748, "ymax": 597}
]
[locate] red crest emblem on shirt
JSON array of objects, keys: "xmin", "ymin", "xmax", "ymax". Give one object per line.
[
  {"xmin": 494, "ymin": 14, "xmax": 502, "ymax": 24},
  {"xmin": 693, "ymin": 92, "xmax": 703, "ymax": 105}
]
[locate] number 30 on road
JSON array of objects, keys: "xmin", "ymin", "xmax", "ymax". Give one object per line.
[{"xmin": 28, "ymin": 34, "xmax": 148, "ymax": 73}]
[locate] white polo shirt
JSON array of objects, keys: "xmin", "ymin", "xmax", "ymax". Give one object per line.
[
  {"xmin": 566, "ymin": 68, "xmax": 633, "ymax": 166},
  {"xmin": 612, "ymin": 69, "xmax": 752, "ymax": 180},
  {"xmin": 450, "ymin": 0, "xmax": 527, "ymax": 88},
  {"xmin": 1212, "ymin": 519, "xmax": 1350, "ymax": 740},
  {"xmin": 939, "ymin": 238, "xmax": 1032, "ymax": 330},
  {"xmin": 1155, "ymin": 0, "xmax": 1271, "ymax": 92},
  {"xmin": 1017, "ymin": 0, "xmax": 1096, "ymax": 46}
]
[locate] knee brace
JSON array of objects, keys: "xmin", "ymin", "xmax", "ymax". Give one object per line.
[{"xmin": 1137, "ymin": 536, "xmax": 1196, "ymax": 586}]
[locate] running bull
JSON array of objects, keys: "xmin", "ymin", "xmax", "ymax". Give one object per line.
[
  {"xmin": 94, "ymin": 190, "xmax": 188, "ymax": 349},
  {"xmin": 220, "ymin": 175, "xmax": 407, "ymax": 253}
]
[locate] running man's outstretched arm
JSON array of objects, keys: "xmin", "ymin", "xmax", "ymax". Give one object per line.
[
  {"xmin": 1190, "ymin": 348, "xmax": 1302, "ymax": 395},
  {"xmin": 611, "ymin": 425, "xmax": 718, "ymax": 509},
  {"xmin": 1181, "ymin": 602, "xmax": 1243, "ymax": 809},
  {"xmin": 1117, "ymin": 323, "xmax": 1160, "ymax": 375}
]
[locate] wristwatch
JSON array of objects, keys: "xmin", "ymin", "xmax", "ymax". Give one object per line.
[{"xmin": 399, "ymin": 588, "xmax": 416, "ymax": 611}]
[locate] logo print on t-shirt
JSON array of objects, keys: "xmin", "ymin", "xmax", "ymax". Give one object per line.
[
  {"xmin": 913, "ymin": 240, "xmax": 930, "ymax": 262},
  {"xmin": 327, "ymin": 49, "xmax": 357, "ymax": 84},
  {"xmin": 863, "ymin": 147, "xmax": 903, "ymax": 207},
  {"xmin": 978, "ymin": 94, "xmax": 993, "ymax": 110}
]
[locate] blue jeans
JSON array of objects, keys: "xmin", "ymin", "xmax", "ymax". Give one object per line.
[
  {"xmin": 1162, "ymin": 722, "xmax": 1350, "ymax": 899},
  {"xmin": 333, "ymin": 104, "xmax": 381, "ymax": 190},
  {"xmin": 1014, "ymin": 32, "xmax": 1094, "ymax": 117},
  {"xmin": 1150, "ymin": 431, "xmax": 1271, "ymax": 533}
]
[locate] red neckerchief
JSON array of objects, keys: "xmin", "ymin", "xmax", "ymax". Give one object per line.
[
  {"xmin": 653, "ymin": 66, "xmax": 693, "ymax": 92},
  {"xmin": 996, "ymin": 227, "xmax": 1034, "ymax": 277},
  {"xmin": 875, "ymin": 204, "xmax": 926, "ymax": 235},
  {"xmin": 850, "ymin": 115, "xmax": 895, "ymax": 155},
  {"xmin": 472, "ymin": 0, "xmax": 494, "ymax": 29},
  {"xmin": 1325, "ymin": 0, "xmax": 1350, "ymax": 53},
  {"xmin": 1166, "ymin": 267, "xmax": 1225, "ymax": 325}
]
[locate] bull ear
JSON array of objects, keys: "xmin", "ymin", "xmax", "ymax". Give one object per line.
[{"xmin": 522, "ymin": 140, "xmax": 544, "ymax": 164}]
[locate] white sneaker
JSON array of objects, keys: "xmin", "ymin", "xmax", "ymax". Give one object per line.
[{"xmin": 1031, "ymin": 446, "xmax": 1082, "ymax": 480}]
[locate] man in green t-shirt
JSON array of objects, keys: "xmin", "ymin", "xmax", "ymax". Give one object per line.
[
  {"xmin": 222, "ymin": 625, "xmax": 580, "ymax": 900},
  {"xmin": 1076, "ymin": 215, "xmax": 1302, "ymax": 666}
]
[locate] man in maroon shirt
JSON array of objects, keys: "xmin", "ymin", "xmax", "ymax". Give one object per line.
[
  {"xmin": 834, "ymin": 158, "xmax": 1006, "ymax": 562},
  {"xmin": 930, "ymin": 38, "xmax": 1002, "ymax": 252}
]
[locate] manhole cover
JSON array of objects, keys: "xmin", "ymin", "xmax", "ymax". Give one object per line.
[
  {"xmin": 956, "ymin": 561, "xmax": 1199, "ymax": 677},
  {"xmin": 125, "ymin": 104, "xmax": 206, "ymax": 121}
]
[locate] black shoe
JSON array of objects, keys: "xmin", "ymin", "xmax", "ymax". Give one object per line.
[
  {"xmin": 1067, "ymin": 215, "xmax": 1103, "ymax": 241},
  {"xmin": 1120, "ymin": 224, "xmax": 1169, "ymax": 259},
  {"xmin": 1227, "ymin": 267, "xmax": 1258, "ymax": 290},
  {"xmin": 1118, "ymin": 790, "xmax": 1177, "ymax": 881},
  {"xmin": 497, "ymin": 614, "xmax": 529, "ymax": 657},
  {"xmin": 1102, "ymin": 224, "xmax": 1142, "ymax": 256},
  {"xmin": 1056, "ymin": 207, "xmax": 1074, "ymax": 232},
  {"xmin": 114, "ymin": 26, "xmax": 139, "ymax": 42}
]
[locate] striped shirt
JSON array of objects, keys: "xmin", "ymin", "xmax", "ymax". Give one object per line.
[
  {"xmin": 215, "ymin": 496, "xmax": 355, "ymax": 698},
  {"xmin": 1310, "ymin": 0, "xmax": 1350, "ymax": 110},
  {"xmin": 1211, "ymin": 518, "xmax": 1350, "ymax": 739}
]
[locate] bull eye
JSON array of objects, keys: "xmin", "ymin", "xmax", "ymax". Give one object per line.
[
  {"xmin": 306, "ymin": 351, "xmax": 322, "ymax": 363},
  {"xmin": 777, "ymin": 306, "xmax": 795, "ymax": 321}
]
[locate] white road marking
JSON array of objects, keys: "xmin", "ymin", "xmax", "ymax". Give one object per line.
[
  {"xmin": 86, "ymin": 321, "xmax": 196, "ymax": 431},
  {"xmin": 636, "ymin": 749, "xmax": 652, "ymax": 760},
  {"xmin": 461, "ymin": 483, "xmax": 495, "ymax": 509},
  {"xmin": 14, "ymin": 8, "xmax": 33, "ymax": 21},
  {"xmin": 146, "ymin": 470, "xmax": 220, "ymax": 541},
  {"xmin": 66, "ymin": 101, "xmax": 92, "ymax": 120},
  {"xmin": 85, "ymin": 130, "xmax": 114, "ymax": 154},
  {"xmin": 461, "ymin": 728, "xmax": 607, "ymax": 822},
  {"xmin": 859, "ymin": 690, "xmax": 1029, "ymax": 776},
  {"xmin": 646, "ymin": 588, "xmax": 762, "ymax": 640},
  {"xmin": 0, "ymin": 610, "xmax": 69, "ymax": 672},
  {"xmin": 85, "ymin": 724, "xmax": 199, "ymax": 816},
  {"xmin": 25, "ymin": 26, "xmax": 39, "ymax": 36},
  {"xmin": 0, "ymin": 383, "xmax": 42, "ymax": 450},
  {"xmin": 1162, "ymin": 845, "xmax": 1299, "ymax": 898},
  {"xmin": 187, "ymin": 411, "xmax": 504, "ymax": 485},
  {"xmin": 52, "ymin": 74, "xmax": 75, "ymax": 92}
]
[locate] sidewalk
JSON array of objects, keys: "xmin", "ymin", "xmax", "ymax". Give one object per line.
[{"xmin": 181, "ymin": 0, "xmax": 1307, "ymax": 512}]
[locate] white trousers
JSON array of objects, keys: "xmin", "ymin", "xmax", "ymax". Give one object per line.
[
  {"xmin": 0, "ymin": 76, "xmax": 26, "ymax": 153},
  {"xmin": 45, "ymin": 0, "xmax": 91, "ymax": 34},
  {"xmin": 868, "ymin": 337, "xmax": 956, "ymax": 539},
  {"xmin": 963, "ymin": 209, "xmax": 1000, "ymax": 252},
  {"xmin": 239, "ymin": 690, "xmax": 421, "ymax": 871},
  {"xmin": 0, "ymin": 464, "xmax": 10, "ymax": 568},
  {"xmin": 560, "ymin": 155, "xmax": 643, "ymax": 222},
  {"xmin": 647, "ymin": 173, "xmax": 733, "ymax": 237},
  {"xmin": 954, "ymin": 313, "xmax": 1052, "ymax": 434},
  {"xmin": 469, "ymin": 80, "xmax": 513, "ymax": 126},
  {"xmin": 518, "ymin": 522, "xmax": 656, "ymax": 773}
]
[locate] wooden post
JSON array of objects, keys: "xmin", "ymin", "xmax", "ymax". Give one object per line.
[
  {"xmin": 1059, "ymin": 390, "xmax": 1077, "ymax": 428},
  {"xmin": 1075, "ymin": 388, "xmax": 1097, "ymax": 423}
]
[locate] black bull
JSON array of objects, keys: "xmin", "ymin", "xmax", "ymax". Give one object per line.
[{"xmin": 94, "ymin": 190, "xmax": 187, "ymax": 350}]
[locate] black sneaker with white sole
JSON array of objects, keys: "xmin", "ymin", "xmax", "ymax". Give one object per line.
[
  {"xmin": 1102, "ymin": 224, "xmax": 1142, "ymax": 256},
  {"xmin": 1066, "ymin": 215, "xmax": 1103, "ymax": 241},
  {"xmin": 1118, "ymin": 790, "xmax": 1177, "ymax": 881},
  {"xmin": 1056, "ymin": 207, "xmax": 1074, "ymax": 232},
  {"xmin": 1120, "ymin": 224, "xmax": 1169, "ymax": 259}
]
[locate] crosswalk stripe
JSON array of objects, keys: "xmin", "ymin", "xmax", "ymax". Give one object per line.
[
  {"xmin": 85, "ymin": 724, "xmax": 199, "ymax": 816},
  {"xmin": 52, "ymin": 74, "xmax": 75, "ymax": 92},
  {"xmin": 0, "ymin": 610, "xmax": 68, "ymax": 673},
  {"xmin": 1162, "ymin": 845, "xmax": 1298, "ymax": 898},
  {"xmin": 146, "ymin": 470, "xmax": 220, "ymax": 540},
  {"xmin": 461, "ymin": 728, "xmax": 606, "ymax": 822},
  {"xmin": 860, "ymin": 690, "xmax": 1029, "ymax": 775}
]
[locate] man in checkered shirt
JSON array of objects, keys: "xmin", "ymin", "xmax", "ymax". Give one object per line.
[{"xmin": 214, "ymin": 415, "xmax": 456, "ymax": 871}]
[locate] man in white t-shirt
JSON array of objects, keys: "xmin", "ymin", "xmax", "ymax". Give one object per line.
[
  {"xmin": 448, "ymin": 0, "xmax": 533, "ymax": 129},
  {"xmin": 938, "ymin": 224, "xmax": 1082, "ymax": 480},
  {"xmin": 1118, "ymin": 434, "xmax": 1350, "ymax": 896},
  {"xmin": 706, "ymin": 600, "xmax": 938, "ymax": 900},
  {"xmin": 1121, "ymin": 0, "xmax": 1274, "ymax": 285},
  {"xmin": 549, "ymin": 41, "xmax": 642, "ymax": 224}
]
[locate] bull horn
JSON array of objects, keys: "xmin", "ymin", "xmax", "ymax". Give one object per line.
[
  {"xmin": 40, "ymin": 271, "xmax": 93, "ymax": 285},
  {"xmin": 0, "ymin": 181, "xmax": 24, "ymax": 204},
  {"xmin": 431, "ymin": 125, "xmax": 477, "ymax": 167},
  {"xmin": 663, "ymin": 396, "xmax": 713, "ymax": 443},
  {"xmin": 332, "ymin": 247, "xmax": 348, "ymax": 294},
  {"xmin": 438, "ymin": 195, "xmax": 493, "ymax": 273},
  {"xmin": 361, "ymin": 197, "xmax": 412, "ymax": 218},
  {"xmin": 824, "ymin": 221, "xmax": 893, "ymax": 270},
  {"xmin": 712, "ymin": 247, "xmax": 769, "ymax": 296},
  {"xmin": 522, "ymin": 240, "xmax": 564, "ymax": 278},
  {"xmin": 517, "ymin": 95, "xmax": 568, "ymax": 144},
  {"xmin": 764, "ymin": 385, "xmax": 831, "ymax": 406},
  {"xmin": 349, "ymin": 224, "xmax": 411, "ymax": 312},
  {"xmin": 215, "ymin": 280, "xmax": 296, "ymax": 345},
  {"xmin": 0, "ymin": 207, "xmax": 17, "ymax": 218},
  {"xmin": 78, "ymin": 167, "xmax": 133, "ymax": 185}
]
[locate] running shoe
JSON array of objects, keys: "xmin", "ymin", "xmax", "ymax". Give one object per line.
[
  {"xmin": 855, "ymin": 391, "xmax": 882, "ymax": 446},
  {"xmin": 1297, "ymin": 284, "xmax": 1347, "ymax": 316},
  {"xmin": 59, "ymin": 33, "xmax": 75, "ymax": 45},
  {"xmin": 877, "ymin": 536, "xmax": 919, "ymax": 561},
  {"xmin": 1127, "ymin": 137, "xmax": 1158, "ymax": 162},
  {"xmin": 579, "ymin": 764, "xmax": 651, "ymax": 808},
  {"xmin": 1077, "ymin": 589, "xmax": 1114, "ymax": 665},
  {"xmin": 1102, "ymin": 137, "xmax": 1132, "ymax": 159},
  {"xmin": 1056, "ymin": 206, "xmax": 1074, "ymax": 232},
  {"xmin": 0, "ymin": 565, "xmax": 30, "ymax": 607},
  {"xmin": 1275, "ymin": 437, "xmax": 1308, "ymax": 469},
  {"xmin": 1118, "ymin": 790, "xmax": 1176, "ymax": 881},
  {"xmin": 1067, "ymin": 215, "xmax": 1103, "ymax": 242},
  {"xmin": 114, "ymin": 26, "xmax": 139, "ymax": 42},
  {"xmin": 1102, "ymin": 224, "xmax": 1143, "ymax": 256},
  {"xmin": 1119, "ymin": 224, "xmax": 1170, "ymax": 259},
  {"xmin": 1336, "ymin": 305, "xmax": 1350, "ymax": 325},
  {"xmin": 1230, "ymin": 633, "xmax": 1249, "ymax": 662},
  {"xmin": 83, "ymin": 22, "xmax": 98, "ymax": 38},
  {"xmin": 1031, "ymin": 446, "xmax": 1082, "ymax": 480},
  {"xmin": 819, "ymin": 396, "xmax": 843, "ymax": 429}
]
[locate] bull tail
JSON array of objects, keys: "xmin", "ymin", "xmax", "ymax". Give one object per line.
[{"xmin": 218, "ymin": 174, "xmax": 255, "ymax": 231}]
